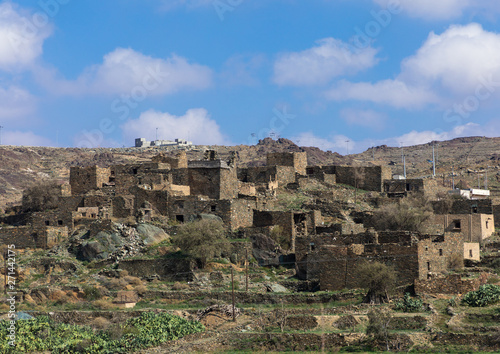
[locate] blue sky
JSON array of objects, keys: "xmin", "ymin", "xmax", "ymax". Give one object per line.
[{"xmin": 1, "ymin": 0, "xmax": 500, "ymax": 153}]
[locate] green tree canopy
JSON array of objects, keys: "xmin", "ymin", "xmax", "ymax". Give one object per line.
[
  {"xmin": 355, "ymin": 261, "xmax": 396, "ymax": 304},
  {"xmin": 171, "ymin": 219, "xmax": 230, "ymax": 268}
]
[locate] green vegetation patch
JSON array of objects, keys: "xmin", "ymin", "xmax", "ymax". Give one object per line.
[
  {"xmin": 462, "ymin": 284, "xmax": 500, "ymax": 307},
  {"xmin": 394, "ymin": 293, "xmax": 424, "ymax": 313},
  {"xmin": 0, "ymin": 312, "xmax": 204, "ymax": 353}
]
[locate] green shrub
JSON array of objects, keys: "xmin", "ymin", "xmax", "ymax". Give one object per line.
[
  {"xmin": 82, "ymin": 285, "xmax": 103, "ymax": 301},
  {"xmin": 394, "ymin": 293, "xmax": 424, "ymax": 312},
  {"xmin": 462, "ymin": 284, "xmax": 500, "ymax": 307}
]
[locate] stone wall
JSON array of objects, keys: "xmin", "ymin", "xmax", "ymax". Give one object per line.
[
  {"xmin": 417, "ymin": 233, "xmax": 463, "ymax": 280},
  {"xmin": 151, "ymin": 151, "xmax": 188, "ymax": 168},
  {"xmin": 333, "ymin": 165, "xmax": 391, "ymax": 192},
  {"xmin": 31, "ymin": 210, "xmax": 74, "ymax": 231},
  {"xmin": 187, "ymin": 166, "xmax": 238, "ymax": 200},
  {"xmin": 0, "ymin": 226, "xmax": 38, "ymax": 248},
  {"xmin": 428, "ymin": 214, "xmax": 495, "ymax": 243},
  {"xmin": 45, "ymin": 226, "xmax": 69, "ymax": 248},
  {"xmin": 266, "ymin": 152, "xmax": 307, "ymax": 175},
  {"xmin": 414, "ymin": 274, "xmax": 482, "ymax": 294},
  {"xmin": 464, "ymin": 242, "xmax": 480, "ymax": 261},
  {"xmin": 70, "ymin": 166, "xmax": 111, "ymax": 195},
  {"xmin": 238, "ymin": 166, "xmax": 296, "ymax": 186},
  {"xmin": 0, "ymin": 226, "xmax": 67, "ymax": 249},
  {"xmin": 433, "ymin": 199, "xmax": 493, "ymax": 215},
  {"xmin": 319, "ymin": 243, "xmax": 420, "ymax": 291},
  {"xmin": 117, "ymin": 258, "xmax": 196, "ymax": 281},
  {"xmin": 112, "ymin": 195, "xmax": 134, "ymax": 218}
]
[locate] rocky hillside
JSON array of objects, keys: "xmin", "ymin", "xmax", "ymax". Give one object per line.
[{"xmin": 1, "ymin": 136, "xmax": 500, "ymax": 210}]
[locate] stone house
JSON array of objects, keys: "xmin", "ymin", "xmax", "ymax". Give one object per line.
[{"xmin": 296, "ymin": 231, "xmax": 477, "ymax": 291}]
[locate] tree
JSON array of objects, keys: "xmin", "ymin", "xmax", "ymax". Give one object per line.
[
  {"xmin": 22, "ymin": 182, "xmax": 61, "ymax": 212},
  {"xmin": 355, "ymin": 261, "xmax": 396, "ymax": 304},
  {"xmin": 171, "ymin": 219, "xmax": 230, "ymax": 268},
  {"xmin": 372, "ymin": 195, "xmax": 432, "ymax": 232},
  {"xmin": 366, "ymin": 308, "xmax": 392, "ymax": 351}
]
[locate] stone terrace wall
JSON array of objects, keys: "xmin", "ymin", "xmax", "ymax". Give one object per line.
[
  {"xmin": 0, "ymin": 226, "xmax": 38, "ymax": 248},
  {"xmin": 414, "ymin": 274, "xmax": 482, "ymax": 294},
  {"xmin": 118, "ymin": 258, "xmax": 196, "ymax": 281}
]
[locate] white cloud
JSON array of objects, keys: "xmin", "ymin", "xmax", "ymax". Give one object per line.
[
  {"xmin": 373, "ymin": 0, "xmax": 472, "ymax": 20},
  {"xmin": 273, "ymin": 38, "xmax": 379, "ymax": 86},
  {"xmin": 327, "ymin": 79, "xmax": 437, "ymax": 109},
  {"xmin": 36, "ymin": 48, "xmax": 213, "ymax": 96},
  {"xmin": 340, "ymin": 108, "xmax": 387, "ymax": 130},
  {"xmin": 0, "ymin": 2, "xmax": 52, "ymax": 71},
  {"xmin": 121, "ymin": 108, "xmax": 230, "ymax": 145},
  {"xmin": 0, "ymin": 86, "xmax": 37, "ymax": 121},
  {"xmin": 1, "ymin": 130, "xmax": 52, "ymax": 146},
  {"xmin": 292, "ymin": 121, "xmax": 500, "ymax": 155},
  {"xmin": 400, "ymin": 23, "xmax": 500, "ymax": 95},
  {"xmin": 292, "ymin": 131, "xmax": 353, "ymax": 153},
  {"xmin": 327, "ymin": 24, "xmax": 500, "ymax": 109},
  {"xmin": 86, "ymin": 48, "xmax": 213, "ymax": 95}
]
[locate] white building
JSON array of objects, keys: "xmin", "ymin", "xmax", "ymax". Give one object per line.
[
  {"xmin": 135, "ymin": 138, "xmax": 193, "ymax": 148},
  {"xmin": 448, "ymin": 188, "xmax": 490, "ymax": 200}
]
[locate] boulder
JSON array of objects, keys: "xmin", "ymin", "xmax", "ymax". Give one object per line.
[{"xmin": 136, "ymin": 224, "xmax": 170, "ymax": 245}]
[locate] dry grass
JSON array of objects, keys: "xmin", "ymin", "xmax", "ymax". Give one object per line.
[
  {"xmin": 134, "ymin": 285, "xmax": 148, "ymax": 296},
  {"xmin": 172, "ymin": 282, "xmax": 190, "ymax": 291},
  {"xmin": 92, "ymin": 316, "xmax": 111, "ymax": 329},
  {"xmin": 93, "ymin": 299, "xmax": 116, "ymax": 310},
  {"xmin": 124, "ymin": 276, "xmax": 142, "ymax": 286}
]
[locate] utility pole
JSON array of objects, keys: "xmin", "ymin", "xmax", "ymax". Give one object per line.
[
  {"xmin": 403, "ymin": 155, "xmax": 406, "ymax": 179},
  {"xmin": 0, "ymin": 126, "xmax": 3, "ymax": 145},
  {"xmin": 155, "ymin": 127, "xmax": 158, "ymax": 141},
  {"xmin": 245, "ymin": 248, "xmax": 249, "ymax": 292},
  {"xmin": 432, "ymin": 144, "xmax": 436, "ymax": 177},
  {"xmin": 436, "ymin": 143, "xmax": 439, "ymax": 166},
  {"xmin": 345, "ymin": 140, "xmax": 349, "ymax": 156},
  {"xmin": 485, "ymin": 167, "xmax": 490, "ymax": 189},
  {"xmin": 231, "ymin": 266, "xmax": 236, "ymax": 321},
  {"xmin": 452, "ymin": 165, "xmax": 455, "ymax": 189}
]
